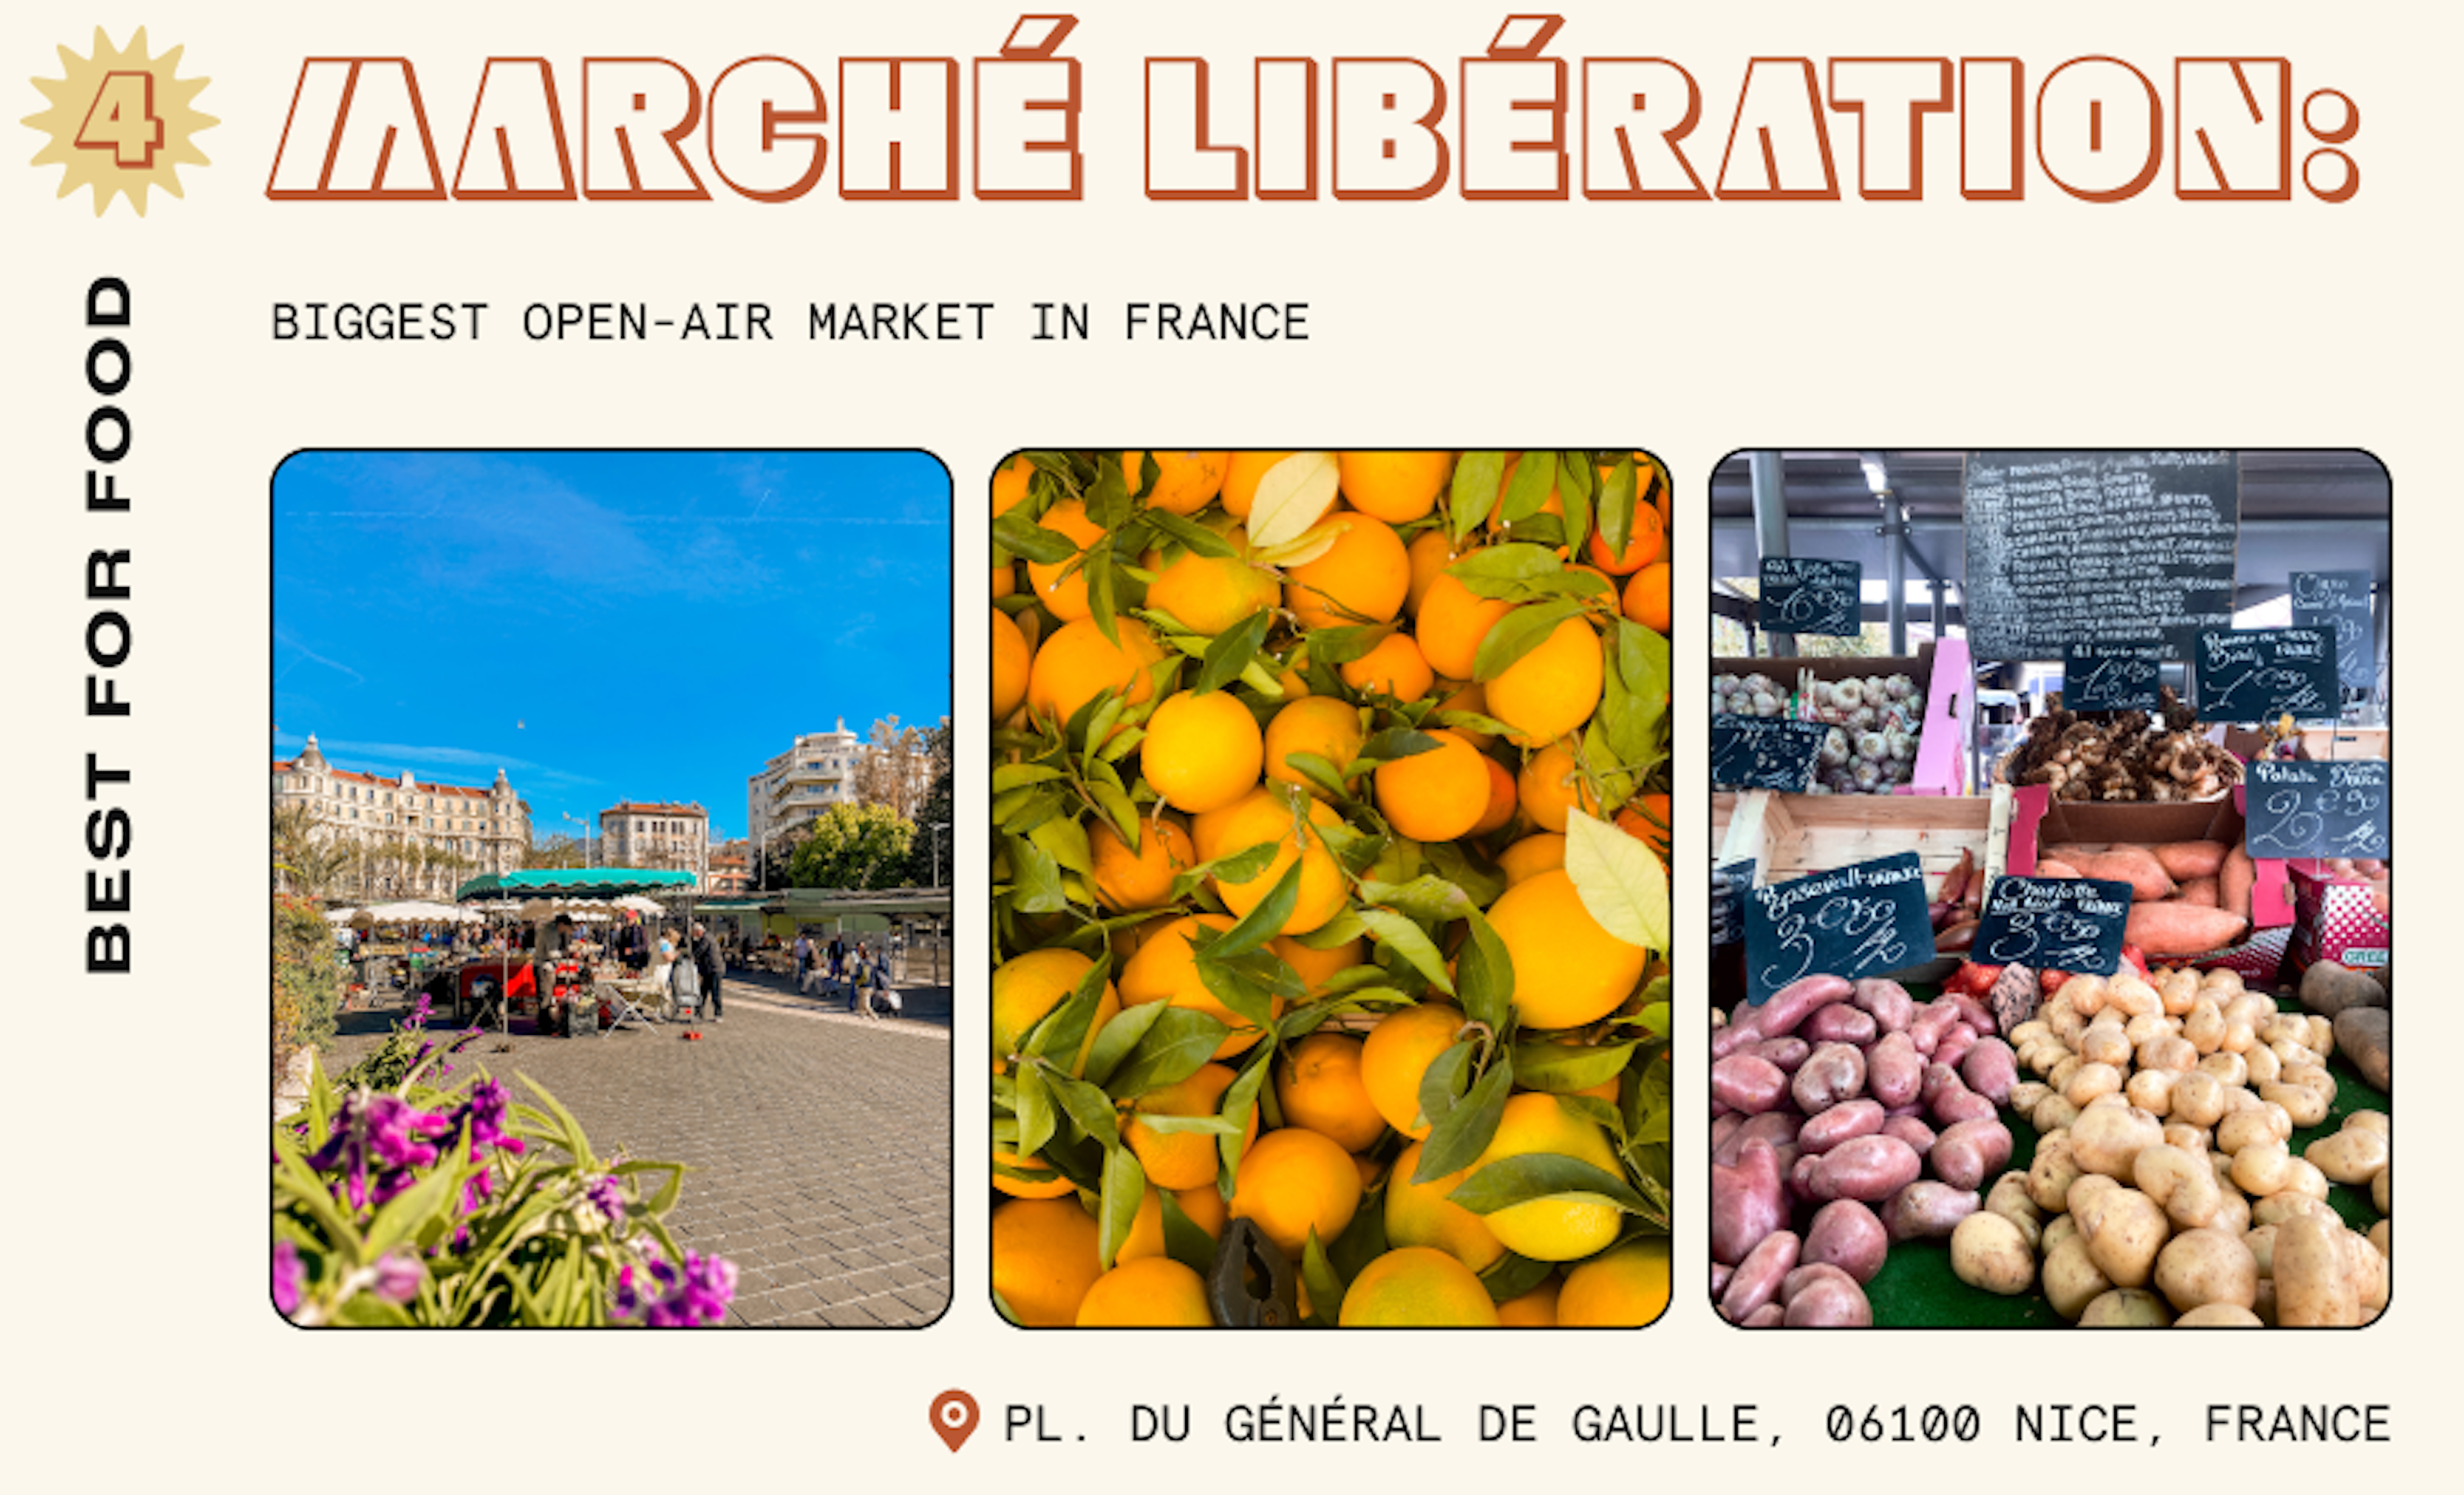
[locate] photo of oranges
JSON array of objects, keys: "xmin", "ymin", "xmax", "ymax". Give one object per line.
[{"xmin": 991, "ymin": 450, "xmax": 1675, "ymax": 1328}]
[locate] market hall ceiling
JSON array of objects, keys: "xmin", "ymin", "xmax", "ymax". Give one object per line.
[{"xmin": 1707, "ymin": 450, "xmax": 2393, "ymax": 594}]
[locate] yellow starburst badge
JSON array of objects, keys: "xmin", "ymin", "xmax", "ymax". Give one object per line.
[{"xmin": 24, "ymin": 27, "xmax": 216, "ymax": 216}]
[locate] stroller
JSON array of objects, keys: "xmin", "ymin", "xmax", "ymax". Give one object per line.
[{"xmin": 668, "ymin": 955, "xmax": 706, "ymax": 1022}]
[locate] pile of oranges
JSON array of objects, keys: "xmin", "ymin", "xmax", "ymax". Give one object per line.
[{"xmin": 991, "ymin": 450, "xmax": 1673, "ymax": 1328}]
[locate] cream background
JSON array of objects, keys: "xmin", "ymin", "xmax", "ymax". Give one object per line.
[{"xmin": 4, "ymin": 1, "xmax": 2446, "ymax": 1487}]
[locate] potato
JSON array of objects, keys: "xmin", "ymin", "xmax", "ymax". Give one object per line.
[
  {"xmin": 2079, "ymin": 1025, "xmax": 2132, "ymax": 1068},
  {"xmin": 1791, "ymin": 1043, "xmax": 1867, "ymax": 1113},
  {"xmin": 1960, "ymin": 1038, "xmax": 2019, "ymax": 1104},
  {"xmin": 2197, "ymin": 1050, "xmax": 2248, "ymax": 1087},
  {"xmin": 2029, "ymin": 1132, "xmax": 2083, "ymax": 1213},
  {"xmin": 2059, "ymin": 974, "xmax": 2107, "ymax": 1017},
  {"xmin": 2043, "ymin": 1213, "xmax": 2081, "ymax": 1256},
  {"xmin": 2070, "ymin": 1102, "xmax": 2165, "ymax": 1179},
  {"xmin": 2007, "ymin": 1081, "xmax": 2053, "ymax": 1115},
  {"xmin": 2345, "ymin": 1230, "xmax": 2388, "ymax": 1313},
  {"xmin": 2079, "ymin": 1288, "xmax": 2175, "ymax": 1327},
  {"xmin": 1720, "ymin": 1229, "xmax": 1801, "ymax": 1322},
  {"xmin": 1712, "ymin": 1054, "xmax": 1791, "ymax": 1113},
  {"xmin": 2250, "ymin": 1193, "xmax": 2338, "ymax": 1231},
  {"xmin": 2174, "ymin": 1303, "xmax": 2263, "ymax": 1327},
  {"xmin": 2345, "ymin": 1109, "xmax": 2388, "ymax": 1137},
  {"xmin": 1781, "ymin": 1274, "xmax": 1872, "ymax": 1327},
  {"xmin": 2042, "ymin": 1236, "xmax": 2112, "ymax": 1319},
  {"xmin": 1984, "ymin": 1171, "xmax": 2045, "ymax": 1249},
  {"xmin": 2155, "ymin": 968, "xmax": 2200, "ymax": 1016},
  {"xmin": 2134, "ymin": 1143, "xmax": 2222, "ymax": 1229},
  {"xmin": 1951, "ymin": 1211, "xmax": 2036, "ymax": 1295},
  {"xmin": 2301, "ymin": 1136, "xmax": 2383, "ymax": 1200},
  {"xmin": 2161, "ymin": 1122, "xmax": 2209, "ymax": 1153},
  {"xmin": 2123, "ymin": 1012, "xmax": 2175, "ymax": 1048},
  {"xmin": 2230, "ymin": 1140, "xmax": 2291, "ymax": 1196},
  {"xmin": 2372, "ymin": 1162, "xmax": 2390, "ymax": 1215},
  {"xmin": 2137, "ymin": 1034, "xmax": 2199, "ymax": 1075},
  {"xmin": 1711, "ymin": 1138, "xmax": 1788, "ymax": 1265},
  {"xmin": 2105, "ymin": 973, "xmax": 2162, "ymax": 1018},
  {"xmin": 1865, "ymin": 1030, "xmax": 1922, "ymax": 1109},
  {"xmin": 2183, "ymin": 999, "xmax": 2226, "ymax": 1054},
  {"xmin": 2154, "ymin": 1227, "xmax": 2259, "ymax": 1311},
  {"xmin": 1798, "ymin": 1098, "xmax": 1887, "ymax": 1156},
  {"xmin": 1932, "ymin": 1119, "xmax": 2015, "ymax": 1192},
  {"xmin": 1801, "ymin": 1200, "xmax": 1888, "ymax": 1284},
  {"xmin": 1809, "ymin": 1135, "xmax": 1923, "ymax": 1203},
  {"xmin": 2368, "ymin": 1220, "xmax": 2389, "ymax": 1258},
  {"xmin": 2273, "ymin": 1213, "xmax": 2361, "ymax": 1327},
  {"xmin": 2241, "ymin": 1043, "xmax": 2280, "ymax": 1086},
  {"xmin": 2124, "ymin": 1068, "xmax": 2180, "ymax": 1116},
  {"xmin": 2168, "ymin": 1071, "xmax": 2228, "ymax": 1129},
  {"xmin": 2216, "ymin": 1104, "xmax": 2291, "ymax": 1155},
  {"xmin": 2046, "ymin": 1054, "xmax": 2084, "ymax": 1093},
  {"xmin": 2067, "ymin": 1172, "xmax": 2121, "ymax": 1222},
  {"xmin": 2080, "ymin": 1187, "xmax": 2168, "ymax": 1288},
  {"xmin": 1883, "ymin": 1181, "xmax": 1981, "ymax": 1242},
  {"xmin": 2032, "ymin": 1093, "xmax": 2082, "ymax": 1133},
  {"xmin": 2211, "ymin": 1191, "xmax": 2251, "ymax": 1236},
  {"xmin": 2277, "ymin": 1158, "xmax": 2331, "ymax": 1203}
]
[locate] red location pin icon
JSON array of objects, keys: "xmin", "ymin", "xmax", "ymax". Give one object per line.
[{"xmin": 930, "ymin": 1390, "xmax": 980, "ymax": 1452}]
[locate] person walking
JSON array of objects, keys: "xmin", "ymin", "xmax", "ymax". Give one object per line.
[
  {"xmin": 690, "ymin": 921, "xmax": 725, "ymax": 1021},
  {"xmin": 792, "ymin": 930, "xmax": 813, "ymax": 989}
]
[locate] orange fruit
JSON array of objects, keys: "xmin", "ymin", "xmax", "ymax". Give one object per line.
[
  {"xmin": 1496, "ymin": 832, "xmax": 1568, "ymax": 887},
  {"xmin": 993, "ymin": 562, "xmax": 1015, "ymax": 599},
  {"xmin": 1374, "ymin": 728, "xmax": 1490, "ymax": 842},
  {"xmin": 1220, "ymin": 450, "xmax": 1296, "ymax": 518},
  {"xmin": 1124, "ymin": 450, "xmax": 1230, "ymax": 515},
  {"xmin": 1584, "ymin": 504, "xmax": 1664, "ymax": 575},
  {"xmin": 1077, "ymin": 1256, "xmax": 1213, "ymax": 1326},
  {"xmin": 1143, "ymin": 690, "xmax": 1265, "ymax": 814},
  {"xmin": 1145, "ymin": 543, "xmax": 1278, "ymax": 636},
  {"xmin": 1469, "ymin": 1093, "xmax": 1625, "ymax": 1261},
  {"xmin": 1338, "ymin": 1247, "xmax": 1500, "ymax": 1328},
  {"xmin": 1487, "ymin": 617, "xmax": 1603, "ymax": 744},
  {"xmin": 991, "ymin": 1196, "xmax": 1104, "ymax": 1327},
  {"xmin": 1383, "ymin": 1140, "xmax": 1506, "ymax": 1273},
  {"xmin": 1119, "ymin": 914, "xmax": 1276, "ymax": 1059},
  {"xmin": 1229, "ymin": 1127, "xmax": 1363, "ymax": 1258},
  {"xmin": 1339, "ymin": 631, "xmax": 1434, "ymax": 702},
  {"xmin": 991, "ymin": 948, "xmax": 1120, "ymax": 1075},
  {"xmin": 1496, "ymin": 1276, "xmax": 1562, "ymax": 1327},
  {"xmin": 1486, "ymin": 869, "xmax": 1646, "ymax": 1030},
  {"xmin": 992, "ymin": 454, "xmax": 1034, "ymax": 517},
  {"xmin": 1118, "ymin": 1183, "xmax": 1229, "ymax": 1263},
  {"xmin": 1285, "ymin": 511, "xmax": 1408, "ymax": 629},
  {"xmin": 993, "ymin": 1148, "xmax": 1077, "ymax": 1200},
  {"xmin": 1361, "ymin": 1003, "xmax": 1466, "ymax": 1138},
  {"xmin": 1275, "ymin": 1032, "xmax": 1387, "ymax": 1152},
  {"xmin": 1024, "ymin": 499, "xmax": 1106, "ymax": 620},
  {"xmin": 1270, "ymin": 933, "xmax": 1362, "ymax": 995},
  {"xmin": 1556, "ymin": 1238, "xmax": 1671, "ymax": 1327},
  {"xmin": 1416, "ymin": 572, "xmax": 1516, "ymax": 681},
  {"xmin": 1090, "ymin": 816, "xmax": 1197, "ymax": 912},
  {"xmin": 1338, "ymin": 450, "xmax": 1453, "ymax": 524},
  {"xmin": 1263, "ymin": 696, "xmax": 1365, "ymax": 798},
  {"xmin": 1470, "ymin": 755, "xmax": 1519, "ymax": 835},
  {"xmin": 1404, "ymin": 529, "xmax": 1456, "ymax": 615},
  {"xmin": 992, "ymin": 608, "xmax": 1032, "ymax": 721},
  {"xmin": 1430, "ymin": 678, "xmax": 1496, "ymax": 749},
  {"xmin": 1517, "ymin": 741, "xmax": 1600, "ymax": 833},
  {"xmin": 1126, "ymin": 1061, "xmax": 1253, "ymax": 1190},
  {"xmin": 1488, "ymin": 454, "xmax": 1566, "ymax": 540},
  {"xmin": 1195, "ymin": 787, "xmax": 1346, "ymax": 938},
  {"xmin": 1025, "ymin": 617, "xmax": 1165, "ymax": 728},
  {"xmin": 1623, "ymin": 561, "xmax": 1671, "ymax": 633},
  {"xmin": 1616, "ymin": 794, "xmax": 1672, "ymax": 862}
]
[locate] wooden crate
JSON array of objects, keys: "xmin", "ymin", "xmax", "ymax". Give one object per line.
[{"xmin": 1713, "ymin": 785, "xmax": 2014, "ymax": 899}]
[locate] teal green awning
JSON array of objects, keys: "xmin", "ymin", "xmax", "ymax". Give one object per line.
[{"xmin": 454, "ymin": 869, "xmax": 700, "ymax": 901}]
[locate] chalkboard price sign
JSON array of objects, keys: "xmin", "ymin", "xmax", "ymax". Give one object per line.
[
  {"xmin": 1711, "ymin": 718, "xmax": 1829, "ymax": 792},
  {"xmin": 2064, "ymin": 640, "xmax": 2165, "ymax": 713},
  {"xmin": 1759, "ymin": 557, "xmax": 1861, "ymax": 636},
  {"xmin": 1963, "ymin": 451, "xmax": 2239, "ymax": 662},
  {"xmin": 2245, "ymin": 760, "xmax": 2390, "ymax": 860},
  {"xmin": 1742, "ymin": 851, "xmax": 1934, "ymax": 1005},
  {"xmin": 2291, "ymin": 570, "xmax": 2375, "ymax": 690},
  {"xmin": 1974, "ymin": 876, "xmax": 2134, "ymax": 978},
  {"xmin": 2195, "ymin": 628, "xmax": 2340, "ymax": 724}
]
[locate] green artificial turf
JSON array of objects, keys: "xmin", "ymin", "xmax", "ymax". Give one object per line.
[{"xmin": 1863, "ymin": 991, "xmax": 2388, "ymax": 1328}]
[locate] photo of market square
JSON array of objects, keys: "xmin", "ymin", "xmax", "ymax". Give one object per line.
[
  {"xmin": 1706, "ymin": 450, "xmax": 2390, "ymax": 1328},
  {"xmin": 991, "ymin": 450, "xmax": 1674, "ymax": 1328},
  {"xmin": 272, "ymin": 450, "xmax": 953, "ymax": 1328}
]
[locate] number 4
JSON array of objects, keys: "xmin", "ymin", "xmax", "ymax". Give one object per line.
[{"xmin": 77, "ymin": 71, "xmax": 163, "ymax": 168}]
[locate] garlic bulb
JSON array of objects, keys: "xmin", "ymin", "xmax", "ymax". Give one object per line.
[
  {"xmin": 1832, "ymin": 679, "xmax": 1865, "ymax": 710},
  {"xmin": 1820, "ymin": 727, "xmax": 1851, "ymax": 767}
]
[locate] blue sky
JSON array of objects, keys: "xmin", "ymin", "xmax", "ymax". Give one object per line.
[{"xmin": 274, "ymin": 450, "xmax": 950, "ymax": 842}]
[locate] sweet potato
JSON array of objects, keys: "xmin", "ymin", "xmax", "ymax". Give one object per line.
[
  {"xmin": 2069, "ymin": 846, "xmax": 2176, "ymax": 901},
  {"xmin": 2332, "ymin": 1007, "xmax": 2390, "ymax": 1093},
  {"xmin": 2036, "ymin": 859, "xmax": 2083, "ymax": 880},
  {"xmin": 2175, "ymin": 876, "xmax": 2220, "ymax": 908},
  {"xmin": 2154, "ymin": 841, "xmax": 2230, "ymax": 880},
  {"xmin": 2300, "ymin": 960, "xmax": 2388, "ymax": 1018},
  {"xmin": 2125, "ymin": 901, "xmax": 2248, "ymax": 957},
  {"xmin": 2219, "ymin": 844, "xmax": 2255, "ymax": 921}
]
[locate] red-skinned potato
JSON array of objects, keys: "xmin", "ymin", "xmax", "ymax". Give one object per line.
[
  {"xmin": 1790, "ymin": 1043, "xmax": 1866, "ymax": 1114},
  {"xmin": 1798, "ymin": 1098, "xmax": 1886, "ymax": 1156},
  {"xmin": 1883, "ymin": 1180, "xmax": 1981, "ymax": 1241},
  {"xmin": 1931, "ymin": 1118, "xmax": 2015, "ymax": 1192},
  {"xmin": 1960, "ymin": 1038, "xmax": 2019, "ymax": 1104},
  {"xmin": 1718, "ymin": 1229, "xmax": 1801, "ymax": 1322},
  {"xmin": 1866, "ymin": 1031, "xmax": 1923, "ymax": 1109},
  {"xmin": 1810, "ymin": 1134, "xmax": 1923, "ymax": 1203},
  {"xmin": 1802, "ymin": 1199, "xmax": 1889, "ymax": 1283},
  {"xmin": 1712, "ymin": 1138, "xmax": 1787, "ymax": 1266},
  {"xmin": 1801, "ymin": 1003, "xmax": 1879, "ymax": 1046}
]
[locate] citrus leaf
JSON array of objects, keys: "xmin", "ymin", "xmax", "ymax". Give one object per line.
[
  {"xmin": 1478, "ymin": 1251, "xmax": 1556, "ymax": 1305},
  {"xmin": 1217, "ymin": 1052, "xmax": 1273, "ymax": 1177},
  {"xmin": 1356, "ymin": 726, "xmax": 1441, "ymax": 765},
  {"xmin": 1088, "ymin": 543, "xmax": 1123, "ymax": 645},
  {"xmin": 1098, "ymin": 1147, "xmax": 1146, "ymax": 1269},
  {"xmin": 1510, "ymin": 1039, "xmax": 1639, "ymax": 1094},
  {"xmin": 1079, "ymin": 1000, "xmax": 1167, "ymax": 1088},
  {"xmin": 1158, "ymin": 1188, "xmax": 1216, "ymax": 1276},
  {"xmin": 1414, "ymin": 1037, "xmax": 1475, "ymax": 1136},
  {"xmin": 1421, "ymin": 840, "xmax": 1505, "ymax": 910},
  {"xmin": 1145, "ymin": 508, "xmax": 1238, "ymax": 559},
  {"xmin": 1455, "ymin": 904, "xmax": 1515, "ymax": 1035},
  {"xmin": 1129, "ymin": 1113, "xmax": 1242, "ymax": 1137},
  {"xmin": 1413, "ymin": 1050, "xmax": 1512, "ymax": 1182},
  {"xmin": 1105, "ymin": 1007, "xmax": 1232, "ymax": 1099},
  {"xmin": 1023, "ymin": 952, "xmax": 1112, "ymax": 1070},
  {"xmin": 1191, "ymin": 609, "xmax": 1272, "ymax": 696},
  {"xmin": 1043, "ymin": 1066, "xmax": 1124, "ymax": 1150},
  {"xmin": 1247, "ymin": 451, "xmax": 1340, "ymax": 549},
  {"xmin": 1358, "ymin": 875, "xmax": 1475, "ymax": 927},
  {"xmin": 1448, "ymin": 1150, "xmax": 1657, "ymax": 1220},
  {"xmin": 1300, "ymin": 1229, "xmax": 1347, "ymax": 1327},
  {"xmin": 1253, "ymin": 515, "xmax": 1348, "ymax": 570},
  {"xmin": 1305, "ymin": 624, "xmax": 1391, "ymax": 666},
  {"xmin": 1088, "ymin": 778, "xmax": 1142, "ymax": 845},
  {"xmin": 991, "ymin": 762, "xmax": 1066, "ymax": 794},
  {"xmin": 1210, "ymin": 859, "xmax": 1301, "ymax": 960},
  {"xmin": 1470, "ymin": 598, "xmax": 1582, "ymax": 682},
  {"xmin": 1005, "ymin": 835, "xmax": 1067, "ymax": 914},
  {"xmin": 1170, "ymin": 839, "xmax": 1278, "ymax": 901},
  {"xmin": 1558, "ymin": 452, "xmax": 1595, "ymax": 502},
  {"xmin": 1280, "ymin": 750, "xmax": 1353, "ymax": 803},
  {"xmin": 1029, "ymin": 814, "xmax": 1093, "ymax": 879},
  {"xmin": 993, "ymin": 509, "xmax": 1077, "ymax": 565},
  {"xmin": 1499, "ymin": 450, "xmax": 1559, "ymax": 523},
  {"xmin": 1564, "ymin": 808, "xmax": 1669, "ymax": 954},
  {"xmin": 1355, "ymin": 908, "xmax": 1455, "ymax": 994},
  {"xmin": 1597, "ymin": 453, "xmax": 1638, "ymax": 556},
  {"xmin": 1014, "ymin": 1064, "xmax": 1056, "ymax": 1159},
  {"xmin": 1450, "ymin": 451, "xmax": 1507, "ymax": 542},
  {"xmin": 1447, "ymin": 542, "xmax": 1562, "ymax": 588},
  {"xmin": 1088, "ymin": 456, "xmax": 1134, "ymax": 528}
]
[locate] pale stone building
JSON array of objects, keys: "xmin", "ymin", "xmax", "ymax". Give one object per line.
[
  {"xmin": 598, "ymin": 801, "xmax": 711, "ymax": 887},
  {"xmin": 273, "ymin": 733, "xmax": 530, "ymax": 899}
]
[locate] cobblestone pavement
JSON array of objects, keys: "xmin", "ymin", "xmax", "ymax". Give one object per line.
[{"xmin": 328, "ymin": 972, "xmax": 952, "ymax": 1328}]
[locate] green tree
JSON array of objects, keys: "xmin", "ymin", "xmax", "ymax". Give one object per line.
[
  {"xmin": 273, "ymin": 804, "xmax": 354, "ymax": 899},
  {"xmin": 524, "ymin": 833, "xmax": 588, "ymax": 869},
  {"xmin": 790, "ymin": 801, "xmax": 914, "ymax": 891},
  {"xmin": 900, "ymin": 721, "xmax": 954, "ymax": 887}
]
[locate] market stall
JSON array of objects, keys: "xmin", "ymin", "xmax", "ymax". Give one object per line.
[
  {"xmin": 1705, "ymin": 450, "xmax": 2391, "ymax": 1328},
  {"xmin": 452, "ymin": 869, "xmax": 700, "ymax": 1034}
]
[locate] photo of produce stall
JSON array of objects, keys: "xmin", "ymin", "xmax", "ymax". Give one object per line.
[
  {"xmin": 1706, "ymin": 450, "xmax": 2390, "ymax": 1328},
  {"xmin": 991, "ymin": 450, "xmax": 1674, "ymax": 1328}
]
